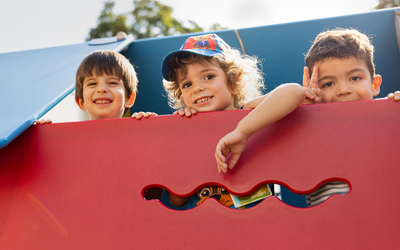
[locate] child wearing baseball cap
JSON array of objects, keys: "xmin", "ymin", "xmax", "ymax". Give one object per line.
[{"xmin": 159, "ymin": 33, "xmax": 315, "ymax": 209}]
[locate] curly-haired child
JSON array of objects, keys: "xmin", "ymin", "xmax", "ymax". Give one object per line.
[{"xmin": 161, "ymin": 33, "xmax": 312, "ymax": 209}]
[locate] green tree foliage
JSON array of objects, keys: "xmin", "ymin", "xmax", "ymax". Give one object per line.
[
  {"xmin": 374, "ymin": 0, "xmax": 400, "ymax": 9},
  {"xmin": 88, "ymin": 2, "xmax": 129, "ymax": 40},
  {"xmin": 87, "ymin": 0, "xmax": 227, "ymax": 40}
]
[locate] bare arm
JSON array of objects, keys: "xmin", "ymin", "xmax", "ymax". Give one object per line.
[
  {"xmin": 244, "ymin": 68, "xmax": 320, "ymax": 109},
  {"xmin": 236, "ymin": 83, "xmax": 305, "ymax": 139},
  {"xmin": 242, "ymin": 94, "xmax": 270, "ymax": 109},
  {"xmin": 215, "ymin": 83, "xmax": 306, "ymax": 173}
]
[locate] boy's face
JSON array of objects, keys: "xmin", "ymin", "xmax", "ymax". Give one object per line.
[
  {"xmin": 178, "ymin": 61, "xmax": 235, "ymax": 112},
  {"xmin": 314, "ymin": 56, "xmax": 381, "ymax": 103},
  {"xmin": 76, "ymin": 73, "xmax": 135, "ymax": 120}
]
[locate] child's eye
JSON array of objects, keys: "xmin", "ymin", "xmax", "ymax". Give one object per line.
[
  {"xmin": 109, "ymin": 81, "xmax": 119, "ymax": 85},
  {"xmin": 204, "ymin": 74, "xmax": 215, "ymax": 80},
  {"xmin": 87, "ymin": 82, "xmax": 96, "ymax": 86},
  {"xmin": 322, "ymin": 82, "xmax": 335, "ymax": 88},
  {"xmin": 181, "ymin": 82, "xmax": 192, "ymax": 89},
  {"xmin": 350, "ymin": 76, "xmax": 361, "ymax": 81}
]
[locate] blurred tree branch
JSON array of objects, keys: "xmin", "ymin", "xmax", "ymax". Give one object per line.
[{"xmin": 374, "ymin": 0, "xmax": 400, "ymax": 9}]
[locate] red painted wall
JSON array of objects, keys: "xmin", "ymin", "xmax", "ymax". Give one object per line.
[{"xmin": 0, "ymin": 99, "xmax": 399, "ymax": 249}]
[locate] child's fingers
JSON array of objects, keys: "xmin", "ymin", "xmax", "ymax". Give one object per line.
[
  {"xmin": 217, "ymin": 163, "xmax": 222, "ymax": 174},
  {"xmin": 394, "ymin": 91, "xmax": 400, "ymax": 101},
  {"xmin": 388, "ymin": 93, "xmax": 394, "ymax": 99},
  {"xmin": 310, "ymin": 66, "xmax": 319, "ymax": 90},
  {"xmin": 178, "ymin": 109, "xmax": 185, "ymax": 116},
  {"xmin": 314, "ymin": 87, "xmax": 321, "ymax": 102},
  {"xmin": 217, "ymin": 161, "xmax": 227, "ymax": 174},
  {"xmin": 304, "ymin": 88, "xmax": 315, "ymax": 100},
  {"xmin": 185, "ymin": 108, "xmax": 192, "ymax": 117},
  {"xmin": 143, "ymin": 112, "xmax": 156, "ymax": 118},
  {"xmin": 308, "ymin": 88, "xmax": 320, "ymax": 102},
  {"xmin": 220, "ymin": 164, "xmax": 228, "ymax": 174},
  {"xmin": 132, "ymin": 112, "xmax": 144, "ymax": 119},
  {"xmin": 132, "ymin": 112, "xmax": 157, "ymax": 119},
  {"xmin": 303, "ymin": 67, "xmax": 310, "ymax": 87},
  {"xmin": 175, "ymin": 109, "xmax": 195, "ymax": 117},
  {"xmin": 303, "ymin": 87, "xmax": 320, "ymax": 103},
  {"xmin": 35, "ymin": 119, "xmax": 50, "ymax": 125},
  {"xmin": 215, "ymin": 147, "xmax": 225, "ymax": 163},
  {"xmin": 308, "ymin": 66, "xmax": 321, "ymax": 102},
  {"xmin": 215, "ymin": 144, "xmax": 227, "ymax": 173},
  {"xmin": 228, "ymin": 154, "xmax": 241, "ymax": 170},
  {"xmin": 190, "ymin": 109, "xmax": 198, "ymax": 115},
  {"xmin": 136, "ymin": 113, "xmax": 143, "ymax": 119}
]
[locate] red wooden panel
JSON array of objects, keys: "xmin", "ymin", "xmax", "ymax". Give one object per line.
[{"xmin": 0, "ymin": 99, "xmax": 399, "ymax": 249}]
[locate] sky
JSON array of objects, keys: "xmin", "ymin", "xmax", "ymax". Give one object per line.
[{"xmin": 0, "ymin": 0, "xmax": 379, "ymax": 54}]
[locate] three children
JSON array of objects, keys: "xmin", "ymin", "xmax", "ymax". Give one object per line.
[{"xmin": 60, "ymin": 29, "xmax": 398, "ymax": 210}]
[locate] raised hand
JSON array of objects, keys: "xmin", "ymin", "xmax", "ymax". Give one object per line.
[{"xmin": 302, "ymin": 66, "xmax": 321, "ymax": 104}]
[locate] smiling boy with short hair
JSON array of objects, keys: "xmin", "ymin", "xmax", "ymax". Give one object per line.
[
  {"xmin": 303, "ymin": 28, "xmax": 382, "ymax": 105},
  {"xmin": 75, "ymin": 50, "xmax": 137, "ymax": 120}
]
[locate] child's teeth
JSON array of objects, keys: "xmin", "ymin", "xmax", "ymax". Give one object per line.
[
  {"xmin": 96, "ymin": 100, "xmax": 110, "ymax": 104},
  {"xmin": 197, "ymin": 97, "xmax": 210, "ymax": 103}
]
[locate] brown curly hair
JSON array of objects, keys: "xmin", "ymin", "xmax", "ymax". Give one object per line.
[
  {"xmin": 163, "ymin": 47, "xmax": 264, "ymax": 110},
  {"xmin": 305, "ymin": 28, "xmax": 375, "ymax": 78}
]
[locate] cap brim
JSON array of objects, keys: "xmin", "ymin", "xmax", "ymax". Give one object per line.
[{"xmin": 161, "ymin": 49, "xmax": 221, "ymax": 81}]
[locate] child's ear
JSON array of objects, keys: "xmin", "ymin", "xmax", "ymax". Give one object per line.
[
  {"xmin": 372, "ymin": 74, "xmax": 382, "ymax": 97},
  {"xmin": 75, "ymin": 97, "xmax": 87, "ymax": 111},
  {"xmin": 124, "ymin": 91, "xmax": 136, "ymax": 108}
]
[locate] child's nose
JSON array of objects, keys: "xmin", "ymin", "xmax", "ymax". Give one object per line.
[
  {"xmin": 337, "ymin": 82, "xmax": 353, "ymax": 96},
  {"xmin": 193, "ymin": 81, "xmax": 205, "ymax": 94},
  {"xmin": 97, "ymin": 84, "xmax": 108, "ymax": 93}
]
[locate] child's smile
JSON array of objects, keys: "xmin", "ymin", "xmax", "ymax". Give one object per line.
[
  {"xmin": 76, "ymin": 73, "xmax": 131, "ymax": 120},
  {"xmin": 94, "ymin": 98, "xmax": 112, "ymax": 104},
  {"xmin": 194, "ymin": 96, "xmax": 213, "ymax": 105},
  {"xmin": 179, "ymin": 62, "xmax": 235, "ymax": 112}
]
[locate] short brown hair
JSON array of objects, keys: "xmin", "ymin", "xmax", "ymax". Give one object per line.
[
  {"xmin": 75, "ymin": 50, "xmax": 138, "ymax": 100},
  {"xmin": 305, "ymin": 28, "xmax": 375, "ymax": 78},
  {"xmin": 163, "ymin": 48, "xmax": 264, "ymax": 110}
]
